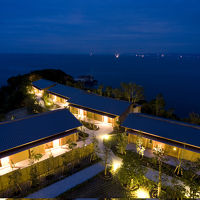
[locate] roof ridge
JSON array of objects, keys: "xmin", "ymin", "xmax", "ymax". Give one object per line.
[
  {"xmin": 137, "ymin": 113, "xmax": 200, "ymax": 131},
  {"xmin": 54, "ymin": 82, "xmax": 131, "ymax": 104}
]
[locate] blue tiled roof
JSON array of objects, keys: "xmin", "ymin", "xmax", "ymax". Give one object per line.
[
  {"xmin": 122, "ymin": 113, "xmax": 200, "ymax": 148},
  {"xmin": 48, "ymin": 84, "xmax": 130, "ymax": 116},
  {"xmin": 32, "ymin": 79, "xmax": 56, "ymax": 89},
  {"xmin": 0, "ymin": 109, "xmax": 81, "ymax": 152}
]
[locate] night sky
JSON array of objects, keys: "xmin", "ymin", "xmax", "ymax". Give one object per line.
[{"xmin": 0, "ymin": 0, "xmax": 200, "ymax": 54}]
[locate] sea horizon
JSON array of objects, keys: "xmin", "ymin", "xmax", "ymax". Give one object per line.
[{"xmin": 0, "ymin": 53, "xmax": 200, "ymax": 118}]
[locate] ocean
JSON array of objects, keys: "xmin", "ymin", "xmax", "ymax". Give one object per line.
[{"xmin": 0, "ymin": 53, "xmax": 200, "ymax": 117}]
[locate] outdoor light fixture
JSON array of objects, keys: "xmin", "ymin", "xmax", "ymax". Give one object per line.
[
  {"xmin": 112, "ymin": 160, "xmax": 122, "ymax": 172},
  {"xmin": 102, "ymin": 134, "xmax": 110, "ymax": 140},
  {"xmin": 173, "ymin": 147, "xmax": 177, "ymax": 151},
  {"xmin": 135, "ymin": 188, "xmax": 150, "ymax": 198}
]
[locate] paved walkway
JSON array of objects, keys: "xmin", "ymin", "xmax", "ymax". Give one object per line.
[
  {"xmin": 82, "ymin": 119, "xmax": 122, "ymax": 167},
  {"xmin": 26, "ymin": 162, "xmax": 104, "ymax": 198}
]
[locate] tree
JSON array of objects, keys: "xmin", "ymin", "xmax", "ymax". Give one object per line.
[
  {"xmin": 8, "ymin": 169, "xmax": 22, "ymax": 194},
  {"xmin": 136, "ymin": 137, "xmax": 145, "ymax": 159},
  {"xmin": 187, "ymin": 112, "xmax": 200, "ymax": 125},
  {"xmin": 97, "ymin": 85, "xmax": 104, "ymax": 96},
  {"xmin": 29, "ymin": 149, "xmax": 43, "ymax": 164},
  {"xmin": 115, "ymin": 131, "xmax": 128, "ymax": 155},
  {"xmin": 155, "ymin": 94, "xmax": 165, "ymax": 116},
  {"xmin": 103, "ymin": 140, "xmax": 112, "ymax": 176},
  {"xmin": 42, "ymin": 91, "xmax": 54, "ymax": 109},
  {"xmin": 160, "ymin": 178, "xmax": 186, "ymax": 199},
  {"xmin": 152, "ymin": 145, "xmax": 167, "ymax": 198},
  {"xmin": 67, "ymin": 139, "xmax": 77, "ymax": 150},
  {"xmin": 112, "ymin": 88, "xmax": 122, "ymax": 99},
  {"xmin": 116, "ymin": 151, "xmax": 147, "ymax": 191},
  {"xmin": 181, "ymin": 158, "xmax": 200, "ymax": 198},
  {"xmin": 90, "ymin": 133, "xmax": 100, "ymax": 161},
  {"xmin": 121, "ymin": 82, "xmax": 144, "ymax": 104},
  {"xmin": 105, "ymin": 86, "xmax": 113, "ymax": 97},
  {"xmin": 30, "ymin": 165, "xmax": 39, "ymax": 188}
]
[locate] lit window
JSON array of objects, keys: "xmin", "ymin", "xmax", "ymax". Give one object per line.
[
  {"xmin": 1, "ymin": 157, "xmax": 10, "ymax": 167},
  {"xmin": 79, "ymin": 109, "xmax": 84, "ymax": 117},
  {"xmin": 53, "ymin": 139, "xmax": 60, "ymax": 148},
  {"xmin": 103, "ymin": 116, "xmax": 108, "ymax": 123}
]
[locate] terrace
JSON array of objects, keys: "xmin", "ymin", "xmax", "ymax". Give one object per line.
[{"xmin": 0, "ymin": 139, "xmax": 91, "ymax": 176}]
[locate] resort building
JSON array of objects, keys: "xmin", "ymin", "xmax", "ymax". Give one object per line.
[
  {"xmin": 32, "ymin": 79, "xmax": 132, "ymax": 126},
  {"xmin": 122, "ymin": 113, "xmax": 200, "ymax": 162},
  {"xmin": 0, "ymin": 109, "xmax": 81, "ymax": 176}
]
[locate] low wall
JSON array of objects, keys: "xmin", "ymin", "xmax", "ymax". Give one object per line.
[{"xmin": 0, "ymin": 143, "xmax": 94, "ymax": 193}]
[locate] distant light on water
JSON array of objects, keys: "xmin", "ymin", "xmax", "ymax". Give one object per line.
[{"xmin": 115, "ymin": 53, "xmax": 120, "ymax": 58}]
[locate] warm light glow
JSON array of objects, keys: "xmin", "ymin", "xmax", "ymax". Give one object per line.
[
  {"xmin": 79, "ymin": 109, "xmax": 84, "ymax": 117},
  {"xmin": 53, "ymin": 95, "xmax": 57, "ymax": 102},
  {"xmin": 53, "ymin": 139, "xmax": 60, "ymax": 148},
  {"xmin": 112, "ymin": 160, "xmax": 122, "ymax": 172},
  {"xmin": 173, "ymin": 147, "xmax": 177, "ymax": 151},
  {"xmin": 1, "ymin": 157, "xmax": 10, "ymax": 167},
  {"xmin": 37, "ymin": 90, "xmax": 43, "ymax": 97},
  {"xmin": 46, "ymin": 102, "xmax": 52, "ymax": 106},
  {"xmin": 103, "ymin": 116, "xmax": 108, "ymax": 123},
  {"xmin": 135, "ymin": 188, "xmax": 150, "ymax": 198},
  {"xmin": 102, "ymin": 134, "xmax": 110, "ymax": 140}
]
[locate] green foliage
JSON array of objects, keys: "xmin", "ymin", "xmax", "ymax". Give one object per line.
[
  {"xmin": 90, "ymin": 133, "xmax": 100, "ymax": 161},
  {"xmin": 116, "ymin": 151, "xmax": 148, "ymax": 189},
  {"xmin": 96, "ymin": 84, "xmax": 104, "ymax": 96},
  {"xmin": 115, "ymin": 131, "xmax": 128, "ymax": 155},
  {"xmin": 67, "ymin": 139, "xmax": 77, "ymax": 150},
  {"xmin": 42, "ymin": 91, "xmax": 54, "ymax": 108},
  {"xmin": 24, "ymin": 93, "xmax": 46, "ymax": 114},
  {"xmin": 121, "ymin": 82, "xmax": 144, "ymax": 104},
  {"xmin": 8, "ymin": 169, "xmax": 22, "ymax": 193},
  {"xmin": 102, "ymin": 140, "xmax": 112, "ymax": 176},
  {"xmin": 184, "ymin": 112, "xmax": 200, "ymax": 125},
  {"xmin": 105, "ymin": 86, "xmax": 112, "ymax": 97},
  {"xmin": 181, "ymin": 158, "xmax": 200, "ymax": 198},
  {"xmin": 141, "ymin": 93, "xmax": 177, "ymax": 120},
  {"xmin": 0, "ymin": 74, "xmax": 31, "ymax": 113},
  {"xmin": 160, "ymin": 184, "xmax": 186, "ymax": 199},
  {"xmin": 81, "ymin": 120, "xmax": 99, "ymax": 130},
  {"xmin": 30, "ymin": 165, "xmax": 38, "ymax": 187},
  {"xmin": 29, "ymin": 150, "xmax": 43, "ymax": 163},
  {"xmin": 30, "ymin": 69, "xmax": 75, "ymax": 86}
]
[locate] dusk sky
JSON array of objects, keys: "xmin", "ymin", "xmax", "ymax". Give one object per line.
[{"xmin": 0, "ymin": 0, "xmax": 200, "ymax": 54}]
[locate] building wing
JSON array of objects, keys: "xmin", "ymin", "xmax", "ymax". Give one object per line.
[
  {"xmin": 122, "ymin": 113, "xmax": 200, "ymax": 149},
  {"xmin": 0, "ymin": 109, "xmax": 81, "ymax": 154}
]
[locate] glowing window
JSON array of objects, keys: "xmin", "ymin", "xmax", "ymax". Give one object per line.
[
  {"xmin": 53, "ymin": 139, "xmax": 60, "ymax": 148},
  {"xmin": 79, "ymin": 109, "xmax": 84, "ymax": 117},
  {"xmin": 103, "ymin": 116, "xmax": 108, "ymax": 123},
  {"xmin": 1, "ymin": 157, "xmax": 10, "ymax": 167}
]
